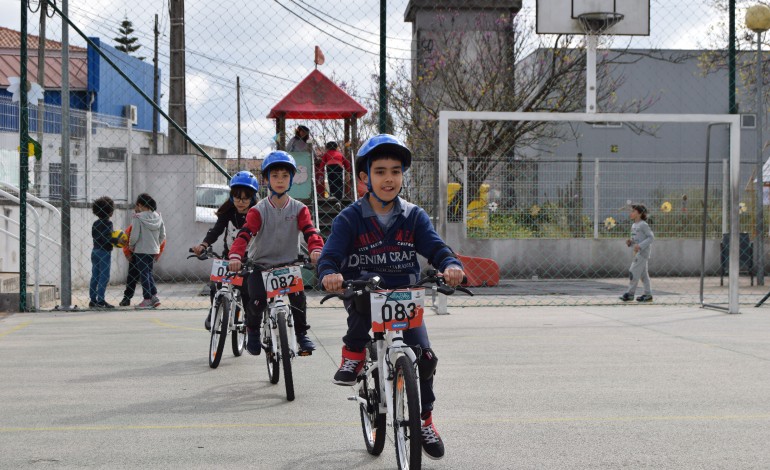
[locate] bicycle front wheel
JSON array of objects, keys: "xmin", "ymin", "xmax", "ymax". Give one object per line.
[
  {"xmin": 393, "ymin": 355, "xmax": 421, "ymax": 470},
  {"xmin": 360, "ymin": 344, "xmax": 386, "ymax": 455},
  {"xmin": 263, "ymin": 316, "xmax": 280, "ymax": 384},
  {"xmin": 277, "ymin": 310, "xmax": 295, "ymax": 401},
  {"xmin": 231, "ymin": 305, "xmax": 245, "ymax": 357},
  {"xmin": 209, "ymin": 298, "xmax": 229, "ymax": 369}
]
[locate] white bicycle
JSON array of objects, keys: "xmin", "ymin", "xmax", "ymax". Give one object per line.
[
  {"xmin": 256, "ymin": 257, "xmax": 314, "ymax": 402},
  {"xmin": 188, "ymin": 248, "xmax": 247, "ymax": 368},
  {"xmin": 321, "ymin": 270, "xmax": 472, "ymax": 470}
]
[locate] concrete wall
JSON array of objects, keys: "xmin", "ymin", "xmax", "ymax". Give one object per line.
[{"xmin": 443, "ymin": 222, "xmax": 730, "ymax": 278}]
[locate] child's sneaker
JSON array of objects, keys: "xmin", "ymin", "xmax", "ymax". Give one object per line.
[
  {"xmin": 619, "ymin": 293, "xmax": 634, "ymax": 302},
  {"xmin": 636, "ymin": 294, "xmax": 653, "ymax": 302},
  {"xmin": 95, "ymin": 301, "xmax": 115, "ymax": 309},
  {"xmin": 151, "ymin": 296, "xmax": 161, "ymax": 307},
  {"xmin": 119, "ymin": 297, "xmax": 130, "ymax": 307},
  {"xmin": 246, "ymin": 328, "xmax": 261, "ymax": 356},
  {"xmin": 204, "ymin": 311, "xmax": 212, "ymax": 331},
  {"xmin": 88, "ymin": 301, "xmax": 96, "ymax": 308},
  {"xmin": 297, "ymin": 334, "xmax": 316, "ymax": 352},
  {"xmin": 135, "ymin": 299, "xmax": 154, "ymax": 309},
  {"xmin": 420, "ymin": 412, "xmax": 445, "ymax": 460},
  {"xmin": 333, "ymin": 347, "xmax": 365, "ymax": 386}
]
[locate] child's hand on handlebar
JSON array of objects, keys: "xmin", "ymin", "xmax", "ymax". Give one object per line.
[
  {"xmin": 322, "ymin": 273, "xmax": 344, "ymax": 293},
  {"xmin": 228, "ymin": 259, "xmax": 242, "ymax": 273},
  {"xmin": 191, "ymin": 243, "xmax": 206, "ymax": 256},
  {"xmin": 442, "ymin": 266, "xmax": 465, "ymax": 287},
  {"xmin": 310, "ymin": 250, "xmax": 321, "ymax": 265}
]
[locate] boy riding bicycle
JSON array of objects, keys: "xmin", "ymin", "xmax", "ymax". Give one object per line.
[
  {"xmin": 228, "ymin": 151, "xmax": 324, "ymax": 355},
  {"xmin": 318, "ymin": 134, "xmax": 465, "ymax": 461}
]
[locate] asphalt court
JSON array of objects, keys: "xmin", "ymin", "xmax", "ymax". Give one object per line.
[{"xmin": 1, "ymin": 304, "xmax": 770, "ymax": 469}]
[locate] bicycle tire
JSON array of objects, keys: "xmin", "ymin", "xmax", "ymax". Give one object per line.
[
  {"xmin": 359, "ymin": 344, "xmax": 386, "ymax": 455},
  {"xmin": 263, "ymin": 315, "xmax": 280, "ymax": 384},
  {"xmin": 277, "ymin": 310, "xmax": 295, "ymax": 401},
  {"xmin": 231, "ymin": 305, "xmax": 246, "ymax": 357},
  {"xmin": 209, "ymin": 298, "xmax": 229, "ymax": 369},
  {"xmin": 393, "ymin": 355, "xmax": 421, "ymax": 470}
]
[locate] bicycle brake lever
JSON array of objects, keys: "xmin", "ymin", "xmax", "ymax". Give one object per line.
[
  {"xmin": 436, "ymin": 286, "xmax": 454, "ymax": 296},
  {"xmin": 456, "ymin": 286, "xmax": 474, "ymax": 296}
]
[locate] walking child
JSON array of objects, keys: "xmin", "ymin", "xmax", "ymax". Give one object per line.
[
  {"xmin": 227, "ymin": 151, "xmax": 323, "ymax": 354},
  {"xmin": 119, "ymin": 223, "xmax": 166, "ymax": 307},
  {"xmin": 318, "ymin": 134, "xmax": 465, "ymax": 460},
  {"xmin": 127, "ymin": 193, "xmax": 166, "ymax": 309},
  {"xmin": 89, "ymin": 196, "xmax": 115, "ymax": 309},
  {"xmin": 620, "ymin": 203, "xmax": 654, "ymax": 302}
]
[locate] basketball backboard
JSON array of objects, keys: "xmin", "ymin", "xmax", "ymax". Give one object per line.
[{"xmin": 536, "ymin": 0, "xmax": 650, "ymax": 35}]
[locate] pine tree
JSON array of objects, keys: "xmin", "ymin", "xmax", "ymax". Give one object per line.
[{"xmin": 114, "ymin": 17, "xmax": 145, "ymax": 61}]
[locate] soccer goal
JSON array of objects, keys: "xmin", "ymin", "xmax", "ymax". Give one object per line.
[{"xmin": 437, "ymin": 111, "xmax": 742, "ymax": 313}]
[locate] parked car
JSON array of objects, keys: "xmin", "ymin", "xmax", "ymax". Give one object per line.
[{"xmin": 195, "ymin": 184, "xmax": 230, "ymax": 223}]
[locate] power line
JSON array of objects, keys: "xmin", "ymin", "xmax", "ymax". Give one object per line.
[
  {"xmin": 293, "ymin": 0, "xmax": 411, "ymax": 42},
  {"xmin": 285, "ymin": 0, "xmax": 412, "ymax": 52}
]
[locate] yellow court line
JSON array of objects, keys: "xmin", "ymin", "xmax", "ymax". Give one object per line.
[
  {"xmin": 2, "ymin": 414, "xmax": 769, "ymax": 434},
  {"xmin": 0, "ymin": 321, "xmax": 32, "ymax": 339},
  {"xmin": 150, "ymin": 318, "xmax": 203, "ymax": 332}
]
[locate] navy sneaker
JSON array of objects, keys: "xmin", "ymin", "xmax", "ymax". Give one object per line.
[
  {"xmin": 246, "ymin": 328, "xmax": 261, "ymax": 356},
  {"xmin": 619, "ymin": 293, "xmax": 634, "ymax": 302},
  {"xmin": 297, "ymin": 334, "xmax": 316, "ymax": 352},
  {"xmin": 636, "ymin": 294, "xmax": 653, "ymax": 302},
  {"xmin": 333, "ymin": 347, "xmax": 365, "ymax": 386},
  {"xmin": 421, "ymin": 413, "xmax": 445, "ymax": 460},
  {"xmin": 119, "ymin": 297, "xmax": 130, "ymax": 307}
]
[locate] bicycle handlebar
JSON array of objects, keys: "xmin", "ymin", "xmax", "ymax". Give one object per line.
[
  {"xmin": 319, "ymin": 272, "xmax": 473, "ymax": 305},
  {"xmin": 187, "ymin": 246, "xmax": 223, "ymax": 261}
]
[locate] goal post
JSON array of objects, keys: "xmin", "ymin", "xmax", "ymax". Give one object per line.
[{"xmin": 438, "ymin": 111, "xmax": 742, "ymax": 313}]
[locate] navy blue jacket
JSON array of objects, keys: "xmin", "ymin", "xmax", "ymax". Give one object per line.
[
  {"xmin": 92, "ymin": 218, "xmax": 113, "ymax": 251},
  {"xmin": 318, "ymin": 196, "xmax": 461, "ymax": 288}
]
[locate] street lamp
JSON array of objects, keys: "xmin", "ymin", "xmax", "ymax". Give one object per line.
[{"xmin": 746, "ymin": 4, "xmax": 770, "ymax": 285}]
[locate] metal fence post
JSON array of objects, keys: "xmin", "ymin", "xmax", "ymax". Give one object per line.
[
  {"xmin": 594, "ymin": 158, "xmax": 600, "ymax": 239},
  {"xmin": 723, "ymin": 159, "xmax": 729, "ymax": 236}
]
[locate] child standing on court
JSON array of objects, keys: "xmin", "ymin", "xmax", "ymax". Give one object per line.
[
  {"xmin": 128, "ymin": 193, "xmax": 166, "ymax": 309},
  {"xmin": 227, "ymin": 151, "xmax": 324, "ymax": 354},
  {"xmin": 620, "ymin": 203, "xmax": 654, "ymax": 302},
  {"xmin": 90, "ymin": 196, "xmax": 115, "ymax": 309},
  {"xmin": 318, "ymin": 134, "xmax": 465, "ymax": 461}
]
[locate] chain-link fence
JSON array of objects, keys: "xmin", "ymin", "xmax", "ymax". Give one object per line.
[{"xmin": 3, "ymin": 0, "xmax": 770, "ymax": 312}]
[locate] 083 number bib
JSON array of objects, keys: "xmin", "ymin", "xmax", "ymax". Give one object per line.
[{"xmin": 369, "ymin": 288, "xmax": 425, "ymax": 332}]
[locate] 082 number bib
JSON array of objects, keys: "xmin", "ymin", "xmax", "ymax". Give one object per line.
[{"xmin": 262, "ymin": 265, "xmax": 304, "ymax": 299}]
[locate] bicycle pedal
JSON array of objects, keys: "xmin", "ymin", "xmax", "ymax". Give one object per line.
[
  {"xmin": 297, "ymin": 350, "xmax": 313, "ymax": 357},
  {"xmin": 347, "ymin": 396, "xmax": 358, "ymax": 401}
]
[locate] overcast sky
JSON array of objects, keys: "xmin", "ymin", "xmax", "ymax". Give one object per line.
[{"xmin": 0, "ymin": 0, "xmax": 733, "ymax": 162}]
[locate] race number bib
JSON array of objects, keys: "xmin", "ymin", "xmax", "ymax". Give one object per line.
[
  {"xmin": 210, "ymin": 259, "xmax": 243, "ymax": 286},
  {"xmin": 369, "ymin": 288, "xmax": 425, "ymax": 333},
  {"xmin": 262, "ymin": 265, "xmax": 304, "ymax": 299}
]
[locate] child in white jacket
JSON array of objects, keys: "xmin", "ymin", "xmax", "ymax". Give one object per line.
[
  {"xmin": 128, "ymin": 193, "xmax": 166, "ymax": 309},
  {"xmin": 620, "ymin": 204, "xmax": 654, "ymax": 302}
]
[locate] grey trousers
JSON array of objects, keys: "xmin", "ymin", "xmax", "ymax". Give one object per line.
[{"xmin": 627, "ymin": 255, "xmax": 651, "ymax": 295}]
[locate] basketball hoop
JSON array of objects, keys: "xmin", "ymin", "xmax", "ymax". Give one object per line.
[{"xmin": 577, "ymin": 12, "xmax": 625, "ymax": 35}]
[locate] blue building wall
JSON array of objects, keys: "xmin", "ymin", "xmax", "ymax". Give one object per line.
[{"xmin": 88, "ymin": 37, "xmax": 156, "ymax": 132}]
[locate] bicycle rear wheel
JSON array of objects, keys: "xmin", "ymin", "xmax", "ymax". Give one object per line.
[
  {"xmin": 231, "ymin": 305, "xmax": 245, "ymax": 356},
  {"xmin": 277, "ymin": 310, "xmax": 295, "ymax": 401},
  {"xmin": 263, "ymin": 315, "xmax": 280, "ymax": 384},
  {"xmin": 209, "ymin": 298, "xmax": 229, "ymax": 369},
  {"xmin": 359, "ymin": 344, "xmax": 385, "ymax": 455},
  {"xmin": 393, "ymin": 355, "xmax": 421, "ymax": 470}
]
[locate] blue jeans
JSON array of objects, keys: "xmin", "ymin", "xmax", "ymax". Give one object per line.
[
  {"xmin": 89, "ymin": 248, "xmax": 112, "ymax": 302},
  {"xmin": 134, "ymin": 254, "xmax": 157, "ymax": 300}
]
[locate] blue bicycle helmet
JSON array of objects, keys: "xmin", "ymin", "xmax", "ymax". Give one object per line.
[
  {"xmin": 355, "ymin": 134, "xmax": 412, "ymax": 175},
  {"xmin": 229, "ymin": 171, "xmax": 259, "ymax": 204},
  {"xmin": 261, "ymin": 150, "xmax": 297, "ymax": 197}
]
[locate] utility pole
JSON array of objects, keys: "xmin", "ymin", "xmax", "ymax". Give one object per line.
[
  {"xmin": 35, "ymin": 1, "xmax": 46, "ymax": 195},
  {"xmin": 152, "ymin": 13, "xmax": 159, "ymax": 154},
  {"xmin": 168, "ymin": 0, "xmax": 187, "ymax": 154},
  {"xmin": 237, "ymin": 76, "xmax": 241, "ymax": 170},
  {"xmin": 378, "ymin": 0, "xmax": 387, "ymax": 133}
]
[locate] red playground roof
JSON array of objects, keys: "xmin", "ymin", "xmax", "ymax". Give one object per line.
[{"xmin": 267, "ymin": 69, "xmax": 367, "ymax": 120}]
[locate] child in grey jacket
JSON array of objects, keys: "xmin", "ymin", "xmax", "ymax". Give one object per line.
[
  {"xmin": 620, "ymin": 204, "xmax": 654, "ymax": 302},
  {"xmin": 128, "ymin": 193, "xmax": 166, "ymax": 309}
]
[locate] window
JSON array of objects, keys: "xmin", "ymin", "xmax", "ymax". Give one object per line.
[
  {"xmin": 49, "ymin": 163, "xmax": 78, "ymax": 200},
  {"xmin": 98, "ymin": 147, "xmax": 127, "ymax": 162}
]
